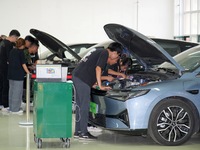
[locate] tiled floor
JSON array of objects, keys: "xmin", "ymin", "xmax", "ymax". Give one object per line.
[{"xmin": 0, "ymin": 111, "xmax": 199, "ymax": 150}]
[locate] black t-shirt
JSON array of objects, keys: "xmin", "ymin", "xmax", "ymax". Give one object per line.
[
  {"xmin": 102, "ymin": 60, "xmax": 120, "ymax": 77},
  {"xmin": 8, "ymin": 48, "xmax": 27, "ymax": 81},
  {"xmin": 0, "ymin": 40, "xmax": 14, "ymax": 71},
  {"xmin": 72, "ymin": 49, "xmax": 108, "ymax": 87}
]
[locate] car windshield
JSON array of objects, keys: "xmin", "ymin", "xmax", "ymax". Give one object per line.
[
  {"xmin": 159, "ymin": 45, "xmax": 200, "ymax": 72},
  {"xmin": 63, "ymin": 50, "xmax": 77, "ymax": 61}
]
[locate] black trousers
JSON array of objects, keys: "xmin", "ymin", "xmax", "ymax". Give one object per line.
[
  {"xmin": 0, "ymin": 70, "xmax": 9, "ymax": 107},
  {"xmin": 72, "ymin": 75, "xmax": 91, "ymax": 134}
]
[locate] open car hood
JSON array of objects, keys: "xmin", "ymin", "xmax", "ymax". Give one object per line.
[
  {"xmin": 104, "ymin": 24, "xmax": 184, "ymax": 72},
  {"xmin": 30, "ymin": 29, "xmax": 81, "ymax": 61}
]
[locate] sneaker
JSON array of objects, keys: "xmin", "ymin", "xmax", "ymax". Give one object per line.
[
  {"xmin": 1, "ymin": 107, "xmax": 10, "ymax": 115},
  {"xmin": 1, "ymin": 107, "xmax": 10, "ymax": 112},
  {"xmin": 74, "ymin": 132, "xmax": 81, "ymax": 139},
  {"xmin": 87, "ymin": 126, "xmax": 102, "ymax": 132},
  {"xmin": 10, "ymin": 110, "xmax": 23, "ymax": 115},
  {"xmin": 79, "ymin": 132, "xmax": 97, "ymax": 140}
]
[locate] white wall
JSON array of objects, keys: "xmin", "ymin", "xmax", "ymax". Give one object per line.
[
  {"xmin": 0, "ymin": 0, "xmax": 174, "ymax": 44},
  {"xmin": 138, "ymin": 0, "xmax": 174, "ymax": 38}
]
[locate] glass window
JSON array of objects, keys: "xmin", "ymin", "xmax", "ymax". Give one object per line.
[
  {"xmin": 174, "ymin": 0, "xmax": 200, "ymax": 42},
  {"xmin": 198, "ymin": 13, "xmax": 200, "ymax": 34},
  {"xmin": 174, "ymin": 12, "xmax": 180, "ymax": 35},
  {"xmin": 183, "ymin": 13, "xmax": 190, "ymax": 35},
  {"xmin": 199, "ymin": 0, "xmax": 200, "ymax": 9},
  {"xmin": 191, "ymin": 13, "xmax": 198, "ymax": 34},
  {"xmin": 190, "ymin": 35, "xmax": 198, "ymax": 42},
  {"xmin": 183, "ymin": 0, "xmax": 191, "ymax": 12},
  {"xmin": 191, "ymin": 0, "xmax": 198, "ymax": 11}
]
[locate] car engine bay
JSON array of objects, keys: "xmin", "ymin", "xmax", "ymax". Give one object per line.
[{"xmin": 102, "ymin": 69, "xmax": 179, "ymax": 91}]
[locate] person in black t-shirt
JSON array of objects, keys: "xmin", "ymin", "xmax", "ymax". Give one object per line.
[
  {"xmin": 24, "ymin": 36, "xmax": 39, "ymax": 72},
  {"xmin": 0, "ymin": 30, "xmax": 20, "ymax": 110},
  {"xmin": 72, "ymin": 42, "xmax": 122, "ymax": 140},
  {"xmin": 24, "ymin": 35, "xmax": 39, "ymax": 64},
  {"xmin": 8, "ymin": 38, "xmax": 30, "ymax": 114},
  {"xmin": 101, "ymin": 55, "xmax": 132, "ymax": 80}
]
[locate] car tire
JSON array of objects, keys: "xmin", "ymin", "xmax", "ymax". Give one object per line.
[{"xmin": 148, "ymin": 98, "xmax": 195, "ymax": 146}]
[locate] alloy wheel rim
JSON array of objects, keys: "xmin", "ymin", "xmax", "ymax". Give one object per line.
[{"xmin": 156, "ymin": 106, "xmax": 191, "ymax": 142}]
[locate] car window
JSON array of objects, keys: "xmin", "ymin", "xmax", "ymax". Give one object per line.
[
  {"xmin": 176, "ymin": 48, "xmax": 200, "ymax": 71},
  {"xmin": 63, "ymin": 51, "xmax": 77, "ymax": 61},
  {"xmin": 69, "ymin": 43, "xmax": 96, "ymax": 54},
  {"xmin": 160, "ymin": 46, "xmax": 200, "ymax": 72},
  {"xmin": 156, "ymin": 42, "xmax": 181, "ymax": 56},
  {"xmin": 71, "ymin": 47, "xmax": 87, "ymax": 54}
]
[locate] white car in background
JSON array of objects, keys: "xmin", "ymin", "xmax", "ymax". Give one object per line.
[{"xmin": 39, "ymin": 43, "xmax": 96, "ymax": 60}]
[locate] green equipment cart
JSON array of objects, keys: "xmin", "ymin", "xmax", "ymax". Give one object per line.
[{"xmin": 33, "ymin": 81, "xmax": 72, "ymax": 148}]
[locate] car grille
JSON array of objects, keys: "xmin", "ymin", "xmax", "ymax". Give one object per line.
[
  {"xmin": 89, "ymin": 109, "xmax": 130, "ymax": 128},
  {"xmin": 89, "ymin": 113, "xmax": 106, "ymax": 127}
]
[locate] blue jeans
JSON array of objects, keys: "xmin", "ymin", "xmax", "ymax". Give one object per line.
[{"xmin": 9, "ymin": 80, "xmax": 23, "ymax": 112}]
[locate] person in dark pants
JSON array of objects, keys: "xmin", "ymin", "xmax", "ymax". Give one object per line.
[
  {"xmin": 22, "ymin": 38, "xmax": 39, "ymax": 103},
  {"xmin": 8, "ymin": 38, "xmax": 30, "ymax": 114},
  {"xmin": 72, "ymin": 42, "xmax": 122, "ymax": 140},
  {"xmin": 0, "ymin": 30, "xmax": 20, "ymax": 110}
]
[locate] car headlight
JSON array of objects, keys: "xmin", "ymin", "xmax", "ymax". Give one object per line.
[{"xmin": 107, "ymin": 89, "xmax": 150, "ymax": 101}]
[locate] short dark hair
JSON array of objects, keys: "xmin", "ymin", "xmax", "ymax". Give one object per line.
[
  {"xmin": 25, "ymin": 35, "xmax": 35, "ymax": 43},
  {"xmin": 107, "ymin": 42, "xmax": 122, "ymax": 55},
  {"xmin": 31, "ymin": 38, "xmax": 39, "ymax": 47},
  {"xmin": 9, "ymin": 29, "xmax": 20, "ymax": 37}
]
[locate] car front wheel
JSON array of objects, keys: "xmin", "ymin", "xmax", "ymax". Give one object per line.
[{"xmin": 148, "ymin": 98, "xmax": 195, "ymax": 146}]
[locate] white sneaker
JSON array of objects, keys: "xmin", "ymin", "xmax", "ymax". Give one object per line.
[
  {"xmin": 87, "ymin": 126, "xmax": 102, "ymax": 132},
  {"xmin": 1, "ymin": 107, "xmax": 10, "ymax": 112},
  {"xmin": 1, "ymin": 107, "xmax": 10, "ymax": 115},
  {"xmin": 10, "ymin": 110, "xmax": 23, "ymax": 115}
]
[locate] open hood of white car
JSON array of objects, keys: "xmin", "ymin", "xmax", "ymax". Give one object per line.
[{"xmin": 30, "ymin": 29, "xmax": 81, "ymax": 61}]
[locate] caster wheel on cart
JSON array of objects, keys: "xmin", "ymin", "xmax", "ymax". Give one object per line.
[
  {"xmin": 65, "ymin": 138, "xmax": 70, "ymax": 148},
  {"xmin": 61, "ymin": 138, "xmax": 70, "ymax": 148},
  {"xmin": 37, "ymin": 138, "xmax": 42, "ymax": 149}
]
